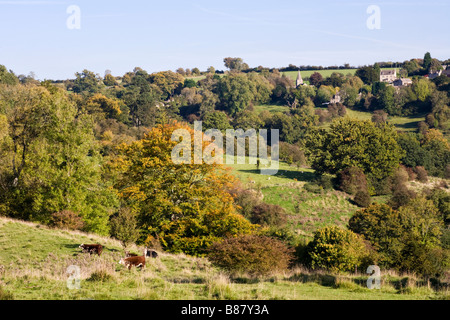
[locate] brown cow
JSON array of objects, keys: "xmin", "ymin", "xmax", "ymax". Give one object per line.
[
  {"xmin": 125, "ymin": 251, "xmax": 138, "ymax": 257},
  {"xmin": 119, "ymin": 256, "xmax": 146, "ymax": 270},
  {"xmin": 79, "ymin": 244, "xmax": 103, "ymax": 256},
  {"xmin": 119, "ymin": 248, "xmax": 149, "ymax": 270}
]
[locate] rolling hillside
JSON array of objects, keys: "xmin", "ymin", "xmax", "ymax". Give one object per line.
[{"xmin": 0, "ymin": 216, "xmax": 446, "ymax": 300}]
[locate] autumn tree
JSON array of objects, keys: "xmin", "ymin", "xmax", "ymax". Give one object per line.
[
  {"xmin": 349, "ymin": 200, "xmax": 446, "ymax": 274},
  {"xmin": 306, "ymin": 226, "xmax": 372, "ymax": 272},
  {"xmin": 217, "ymin": 73, "xmax": 272, "ymax": 115},
  {"xmin": 148, "ymin": 70, "xmax": 184, "ymax": 100},
  {"xmin": 85, "ymin": 93, "xmax": 123, "ymax": 120},
  {"xmin": 104, "ymin": 73, "xmax": 118, "ymax": 86},
  {"xmin": 111, "ymin": 121, "xmax": 256, "ymax": 255},
  {"xmin": 349, "ymin": 204, "xmax": 405, "ymax": 267},
  {"xmin": 72, "ymin": 69, "xmax": 103, "ymax": 94},
  {"xmin": 223, "ymin": 57, "xmax": 249, "ymax": 72},
  {"xmin": 309, "ymin": 72, "xmax": 323, "ymax": 87},
  {"xmin": 0, "ymin": 65, "xmax": 19, "ymax": 85}
]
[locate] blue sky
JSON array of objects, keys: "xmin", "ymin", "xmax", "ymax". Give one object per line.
[{"xmin": 0, "ymin": 0, "xmax": 449, "ymax": 80}]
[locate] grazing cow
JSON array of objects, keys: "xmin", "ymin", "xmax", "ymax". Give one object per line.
[
  {"xmin": 118, "ymin": 248, "xmax": 159, "ymax": 270},
  {"xmin": 79, "ymin": 244, "xmax": 103, "ymax": 256},
  {"xmin": 125, "ymin": 251, "xmax": 138, "ymax": 257},
  {"xmin": 145, "ymin": 248, "xmax": 158, "ymax": 259},
  {"xmin": 119, "ymin": 255, "xmax": 146, "ymax": 270}
]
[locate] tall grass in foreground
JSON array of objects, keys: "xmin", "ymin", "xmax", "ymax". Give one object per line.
[{"xmin": 0, "ymin": 216, "xmax": 448, "ymax": 300}]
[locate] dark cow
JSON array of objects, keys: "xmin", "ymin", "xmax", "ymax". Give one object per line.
[
  {"xmin": 145, "ymin": 248, "xmax": 158, "ymax": 258},
  {"xmin": 79, "ymin": 244, "xmax": 103, "ymax": 256}
]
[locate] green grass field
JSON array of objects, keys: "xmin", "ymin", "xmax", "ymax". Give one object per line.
[
  {"xmin": 254, "ymin": 104, "xmax": 289, "ymax": 114},
  {"xmin": 0, "ymin": 217, "xmax": 446, "ymax": 300},
  {"xmin": 344, "ymin": 109, "xmax": 425, "ymax": 132},
  {"xmin": 226, "ymin": 157, "xmax": 365, "ymax": 239},
  {"xmin": 253, "ymin": 104, "xmax": 424, "ymax": 133},
  {"xmin": 282, "ymin": 68, "xmax": 399, "ymax": 82}
]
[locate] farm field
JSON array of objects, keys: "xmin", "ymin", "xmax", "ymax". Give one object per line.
[
  {"xmin": 254, "ymin": 104, "xmax": 289, "ymax": 114},
  {"xmin": 282, "ymin": 68, "xmax": 400, "ymax": 83},
  {"xmin": 225, "ymin": 155, "xmax": 445, "ymax": 240},
  {"xmin": 0, "ymin": 217, "xmax": 446, "ymax": 300},
  {"xmin": 253, "ymin": 104, "xmax": 425, "ymax": 133},
  {"xmin": 344, "ymin": 109, "xmax": 426, "ymax": 132},
  {"xmin": 226, "ymin": 158, "xmax": 365, "ymax": 239}
]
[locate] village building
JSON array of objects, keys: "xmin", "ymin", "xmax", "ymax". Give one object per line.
[
  {"xmin": 428, "ymin": 70, "xmax": 443, "ymax": 80},
  {"xmin": 442, "ymin": 68, "xmax": 450, "ymax": 77},
  {"xmin": 329, "ymin": 93, "xmax": 341, "ymax": 104},
  {"xmin": 393, "ymin": 78, "xmax": 413, "ymax": 87},
  {"xmin": 296, "ymin": 70, "xmax": 304, "ymax": 87},
  {"xmin": 380, "ymin": 69, "xmax": 397, "ymax": 83}
]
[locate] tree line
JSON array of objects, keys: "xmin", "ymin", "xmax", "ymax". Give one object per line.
[{"xmin": 0, "ymin": 54, "xmax": 449, "ymax": 278}]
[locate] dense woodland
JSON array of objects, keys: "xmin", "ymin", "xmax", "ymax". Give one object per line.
[{"xmin": 0, "ymin": 53, "xmax": 449, "ymax": 280}]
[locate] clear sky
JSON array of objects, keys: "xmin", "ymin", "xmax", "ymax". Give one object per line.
[{"xmin": 0, "ymin": 0, "xmax": 449, "ymax": 80}]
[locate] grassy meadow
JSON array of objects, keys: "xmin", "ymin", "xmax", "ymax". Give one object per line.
[
  {"xmin": 253, "ymin": 104, "xmax": 425, "ymax": 133},
  {"xmin": 344, "ymin": 109, "xmax": 426, "ymax": 132},
  {"xmin": 0, "ymin": 217, "xmax": 447, "ymax": 300},
  {"xmin": 225, "ymin": 158, "xmax": 356, "ymax": 238},
  {"xmin": 282, "ymin": 68, "xmax": 400, "ymax": 83}
]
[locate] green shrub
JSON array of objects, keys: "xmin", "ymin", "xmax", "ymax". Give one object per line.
[
  {"xmin": 388, "ymin": 184, "xmax": 416, "ymax": 209},
  {"xmin": 87, "ymin": 270, "xmax": 114, "ymax": 282},
  {"xmin": 109, "ymin": 207, "xmax": 140, "ymax": 248},
  {"xmin": 250, "ymin": 203, "xmax": 287, "ymax": 227},
  {"xmin": 229, "ymin": 187, "xmax": 260, "ymax": 220},
  {"xmin": 442, "ymin": 228, "xmax": 450, "ymax": 249},
  {"xmin": 414, "ymin": 166, "xmax": 428, "ymax": 183},
  {"xmin": 350, "ymin": 199, "xmax": 445, "ymax": 274},
  {"xmin": 50, "ymin": 210, "xmax": 84, "ymax": 231},
  {"xmin": 261, "ymin": 226, "xmax": 298, "ymax": 247},
  {"xmin": 303, "ymin": 182, "xmax": 323, "ymax": 194},
  {"xmin": 208, "ymin": 235, "xmax": 294, "ymax": 276},
  {"xmin": 316, "ymin": 175, "xmax": 335, "ymax": 190},
  {"xmin": 349, "ymin": 204, "xmax": 405, "ymax": 267},
  {"xmin": 0, "ymin": 286, "xmax": 14, "ymax": 300},
  {"xmin": 426, "ymin": 187, "xmax": 450, "ymax": 226},
  {"xmin": 337, "ymin": 167, "xmax": 368, "ymax": 195},
  {"xmin": 354, "ymin": 190, "xmax": 371, "ymax": 208},
  {"xmin": 370, "ymin": 176, "xmax": 392, "ymax": 196},
  {"xmin": 398, "ymin": 241, "xmax": 450, "ymax": 278},
  {"xmin": 279, "ymin": 142, "xmax": 306, "ymax": 166},
  {"xmin": 306, "ymin": 226, "xmax": 372, "ymax": 273}
]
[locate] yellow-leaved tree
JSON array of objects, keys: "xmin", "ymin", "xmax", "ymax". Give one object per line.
[{"xmin": 110, "ymin": 120, "xmax": 256, "ymax": 256}]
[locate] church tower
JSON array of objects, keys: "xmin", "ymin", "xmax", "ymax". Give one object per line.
[{"xmin": 296, "ymin": 70, "xmax": 304, "ymax": 87}]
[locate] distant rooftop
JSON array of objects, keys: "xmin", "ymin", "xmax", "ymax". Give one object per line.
[{"xmin": 380, "ymin": 70, "xmax": 396, "ymax": 76}]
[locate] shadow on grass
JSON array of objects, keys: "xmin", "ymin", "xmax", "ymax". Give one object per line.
[
  {"xmin": 237, "ymin": 169, "xmax": 317, "ymax": 183},
  {"xmin": 166, "ymin": 277, "xmax": 206, "ymax": 284},
  {"xmin": 231, "ymin": 277, "xmax": 261, "ymax": 284},
  {"xmin": 63, "ymin": 244, "xmax": 81, "ymax": 249},
  {"xmin": 287, "ymin": 273, "xmax": 337, "ymax": 287},
  {"xmin": 393, "ymin": 120, "xmax": 421, "ymax": 131}
]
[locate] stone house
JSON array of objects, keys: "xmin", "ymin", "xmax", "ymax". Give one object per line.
[
  {"xmin": 380, "ymin": 69, "xmax": 397, "ymax": 83},
  {"xmin": 393, "ymin": 78, "xmax": 412, "ymax": 87}
]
